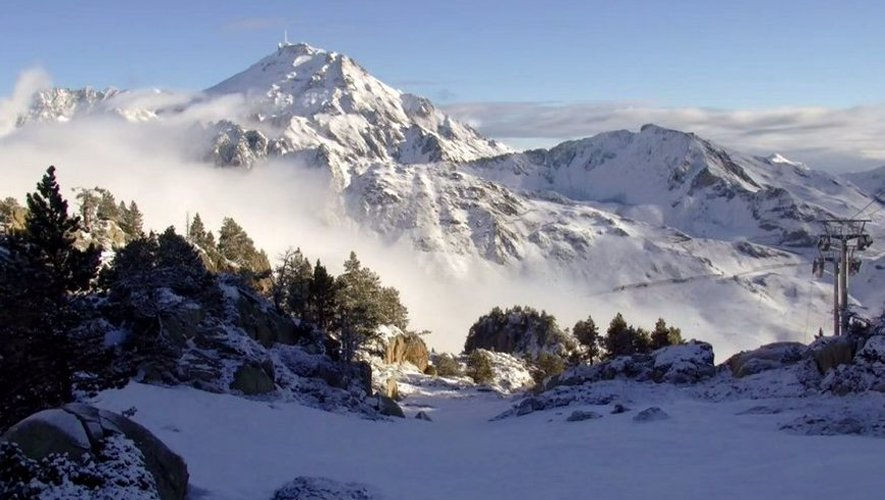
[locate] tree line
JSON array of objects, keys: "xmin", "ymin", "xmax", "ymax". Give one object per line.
[{"xmin": 0, "ymin": 166, "xmax": 411, "ymax": 430}]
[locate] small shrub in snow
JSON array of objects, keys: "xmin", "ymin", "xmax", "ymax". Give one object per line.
[
  {"xmin": 533, "ymin": 352, "xmax": 566, "ymax": 384},
  {"xmin": 434, "ymin": 353, "xmax": 462, "ymax": 377},
  {"xmin": 466, "ymin": 350, "xmax": 494, "ymax": 385}
]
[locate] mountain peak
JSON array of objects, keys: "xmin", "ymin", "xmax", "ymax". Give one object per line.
[{"xmin": 765, "ymin": 153, "xmax": 804, "ymax": 167}]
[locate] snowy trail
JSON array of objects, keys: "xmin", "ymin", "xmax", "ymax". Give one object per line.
[{"xmin": 94, "ymin": 382, "xmax": 885, "ymax": 500}]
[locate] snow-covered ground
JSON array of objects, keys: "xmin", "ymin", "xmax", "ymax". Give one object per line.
[{"xmin": 93, "ymin": 379, "xmax": 885, "ymax": 500}]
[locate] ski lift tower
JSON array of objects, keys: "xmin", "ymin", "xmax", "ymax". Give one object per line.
[{"xmin": 812, "ymin": 218, "xmax": 873, "ymax": 335}]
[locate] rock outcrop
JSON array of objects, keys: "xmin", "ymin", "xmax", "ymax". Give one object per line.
[
  {"xmin": 376, "ymin": 328, "xmax": 429, "ymax": 371},
  {"xmin": 724, "ymin": 342, "xmax": 805, "ymax": 378},
  {"xmin": 272, "ymin": 476, "xmax": 384, "ymax": 500},
  {"xmin": 463, "ymin": 305, "xmax": 577, "ymax": 360},
  {"xmin": 2, "ymin": 404, "xmax": 188, "ymax": 500}
]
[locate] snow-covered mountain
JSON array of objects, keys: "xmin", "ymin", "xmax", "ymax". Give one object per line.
[
  {"xmin": 465, "ymin": 125, "xmax": 876, "ymax": 247},
  {"xmin": 12, "ymin": 42, "xmax": 885, "ymax": 355}
]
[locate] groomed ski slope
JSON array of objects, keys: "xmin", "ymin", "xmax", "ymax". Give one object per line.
[{"xmin": 94, "ymin": 382, "xmax": 885, "ymax": 500}]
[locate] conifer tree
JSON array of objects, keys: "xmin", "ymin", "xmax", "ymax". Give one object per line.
[
  {"xmin": 0, "ymin": 166, "xmax": 101, "ymax": 430},
  {"xmin": 307, "ymin": 260, "xmax": 337, "ymax": 330},
  {"xmin": 20, "ymin": 166, "xmax": 100, "ymax": 294},
  {"xmin": 121, "ymin": 201, "xmax": 144, "ymax": 241},
  {"xmin": 271, "ymin": 248, "xmax": 313, "ymax": 316},
  {"xmin": 188, "ymin": 213, "xmax": 210, "ymax": 248},
  {"xmin": 650, "ymin": 318, "xmax": 683, "ymax": 350},
  {"xmin": 573, "ymin": 315, "xmax": 600, "ymax": 362},
  {"xmin": 96, "ymin": 189, "xmax": 119, "ymax": 222},
  {"xmin": 603, "ymin": 313, "xmax": 632, "ymax": 358}
]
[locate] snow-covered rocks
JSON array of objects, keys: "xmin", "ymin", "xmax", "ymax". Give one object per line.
[
  {"xmin": 653, "ymin": 341, "xmax": 715, "ymax": 383},
  {"xmin": 856, "ymin": 335, "xmax": 885, "ymax": 365},
  {"xmin": 1, "ymin": 404, "xmax": 188, "ymax": 499},
  {"xmin": 819, "ymin": 335, "xmax": 885, "ymax": 394},
  {"xmin": 481, "ymin": 350, "xmax": 536, "ymax": 393},
  {"xmin": 272, "ymin": 476, "xmax": 383, "ymax": 500},
  {"xmin": 552, "ymin": 341, "xmax": 715, "ymax": 388},
  {"xmin": 633, "ymin": 407, "xmax": 670, "ymax": 422}
]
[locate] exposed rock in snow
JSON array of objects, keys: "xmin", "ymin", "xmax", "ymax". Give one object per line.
[
  {"xmin": 272, "ymin": 476, "xmax": 383, "ymax": 500},
  {"xmin": 565, "ymin": 410, "xmax": 602, "ymax": 422},
  {"xmin": 363, "ymin": 325, "xmax": 429, "ymax": 372},
  {"xmin": 723, "ymin": 341, "xmax": 806, "ymax": 378},
  {"xmin": 633, "ymin": 406, "xmax": 670, "ymax": 422},
  {"xmin": 856, "ymin": 335, "xmax": 885, "ymax": 364},
  {"xmin": 780, "ymin": 408, "xmax": 885, "ymax": 438}
]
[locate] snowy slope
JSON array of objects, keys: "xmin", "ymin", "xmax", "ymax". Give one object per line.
[{"xmin": 93, "ymin": 380, "xmax": 885, "ymax": 500}]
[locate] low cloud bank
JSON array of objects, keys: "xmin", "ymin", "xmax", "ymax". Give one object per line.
[{"xmin": 445, "ymin": 101, "xmax": 885, "ymax": 172}]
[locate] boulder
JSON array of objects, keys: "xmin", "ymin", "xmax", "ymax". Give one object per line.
[
  {"xmin": 566, "ymin": 410, "xmax": 602, "ymax": 422},
  {"xmin": 2, "ymin": 404, "xmax": 188, "ymax": 500},
  {"xmin": 230, "ymin": 362, "xmax": 276, "ymax": 395},
  {"xmin": 652, "ymin": 341, "xmax": 715, "ymax": 383},
  {"xmin": 611, "ymin": 404, "xmax": 631, "ymax": 414},
  {"xmin": 376, "ymin": 396, "xmax": 405, "ymax": 418},
  {"xmin": 0, "ymin": 409, "xmax": 91, "ymax": 461},
  {"xmin": 378, "ymin": 329, "xmax": 430, "ymax": 371},
  {"xmin": 855, "ymin": 335, "xmax": 885, "ymax": 365},
  {"xmin": 272, "ymin": 476, "xmax": 383, "ymax": 500},
  {"xmin": 383, "ymin": 378, "xmax": 400, "ymax": 400},
  {"xmin": 233, "ymin": 286, "xmax": 300, "ymax": 347},
  {"xmin": 724, "ymin": 342, "xmax": 805, "ymax": 378},
  {"xmin": 633, "ymin": 407, "xmax": 670, "ymax": 422},
  {"xmin": 415, "ymin": 411, "xmax": 433, "ymax": 421},
  {"xmin": 808, "ymin": 336, "xmax": 855, "ymax": 374}
]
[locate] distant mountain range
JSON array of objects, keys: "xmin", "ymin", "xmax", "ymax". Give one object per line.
[{"xmin": 14, "ymin": 41, "xmax": 885, "ymax": 355}]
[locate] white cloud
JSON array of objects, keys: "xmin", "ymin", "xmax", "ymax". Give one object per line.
[
  {"xmin": 0, "ymin": 68, "xmax": 51, "ymax": 137},
  {"xmin": 444, "ymin": 101, "xmax": 885, "ymax": 172}
]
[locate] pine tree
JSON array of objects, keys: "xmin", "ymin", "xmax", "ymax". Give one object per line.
[
  {"xmin": 650, "ymin": 318, "xmax": 683, "ymax": 350},
  {"xmin": 21, "ymin": 166, "xmax": 100, "ymax": 294},
  {"xmin": 603, "ymin": 313, "xmax": 633, "ymax": 358},
  {"xmin": 573, "ymin": 315, "xmax": 600, "ymax": 362},
  {"xmin": 308, "ymin": 260, "xmax": 337, "ymax": 330},
  {"xmin": 271, "ymin": 248, "xmax": 313, "ymax": 317},
  {"xmin": 120, "ymin": 201, "xmax": 143, "ymax": 241},
  {"xmin": 217, "ymin": 217, "xmax": 251, "ymax": 266},
  {"xmin": 217, "ymin": 216, "xmax": 271, "ymax": 289},
  {"xmin": 96, "ymin": 189, "xmax": 119, "ymax": 222},
  {"xmin": 1, "ymin": 166, "xmax": 101, "ymax": 430}
]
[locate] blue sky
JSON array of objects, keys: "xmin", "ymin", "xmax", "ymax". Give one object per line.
[
  {"xmin": 2, "ymin": 1, "xmax": 885, "ymax": 170},
  {"xmin": 2, "ymin": 0, "xmax": 883, "ymax": 108}
]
